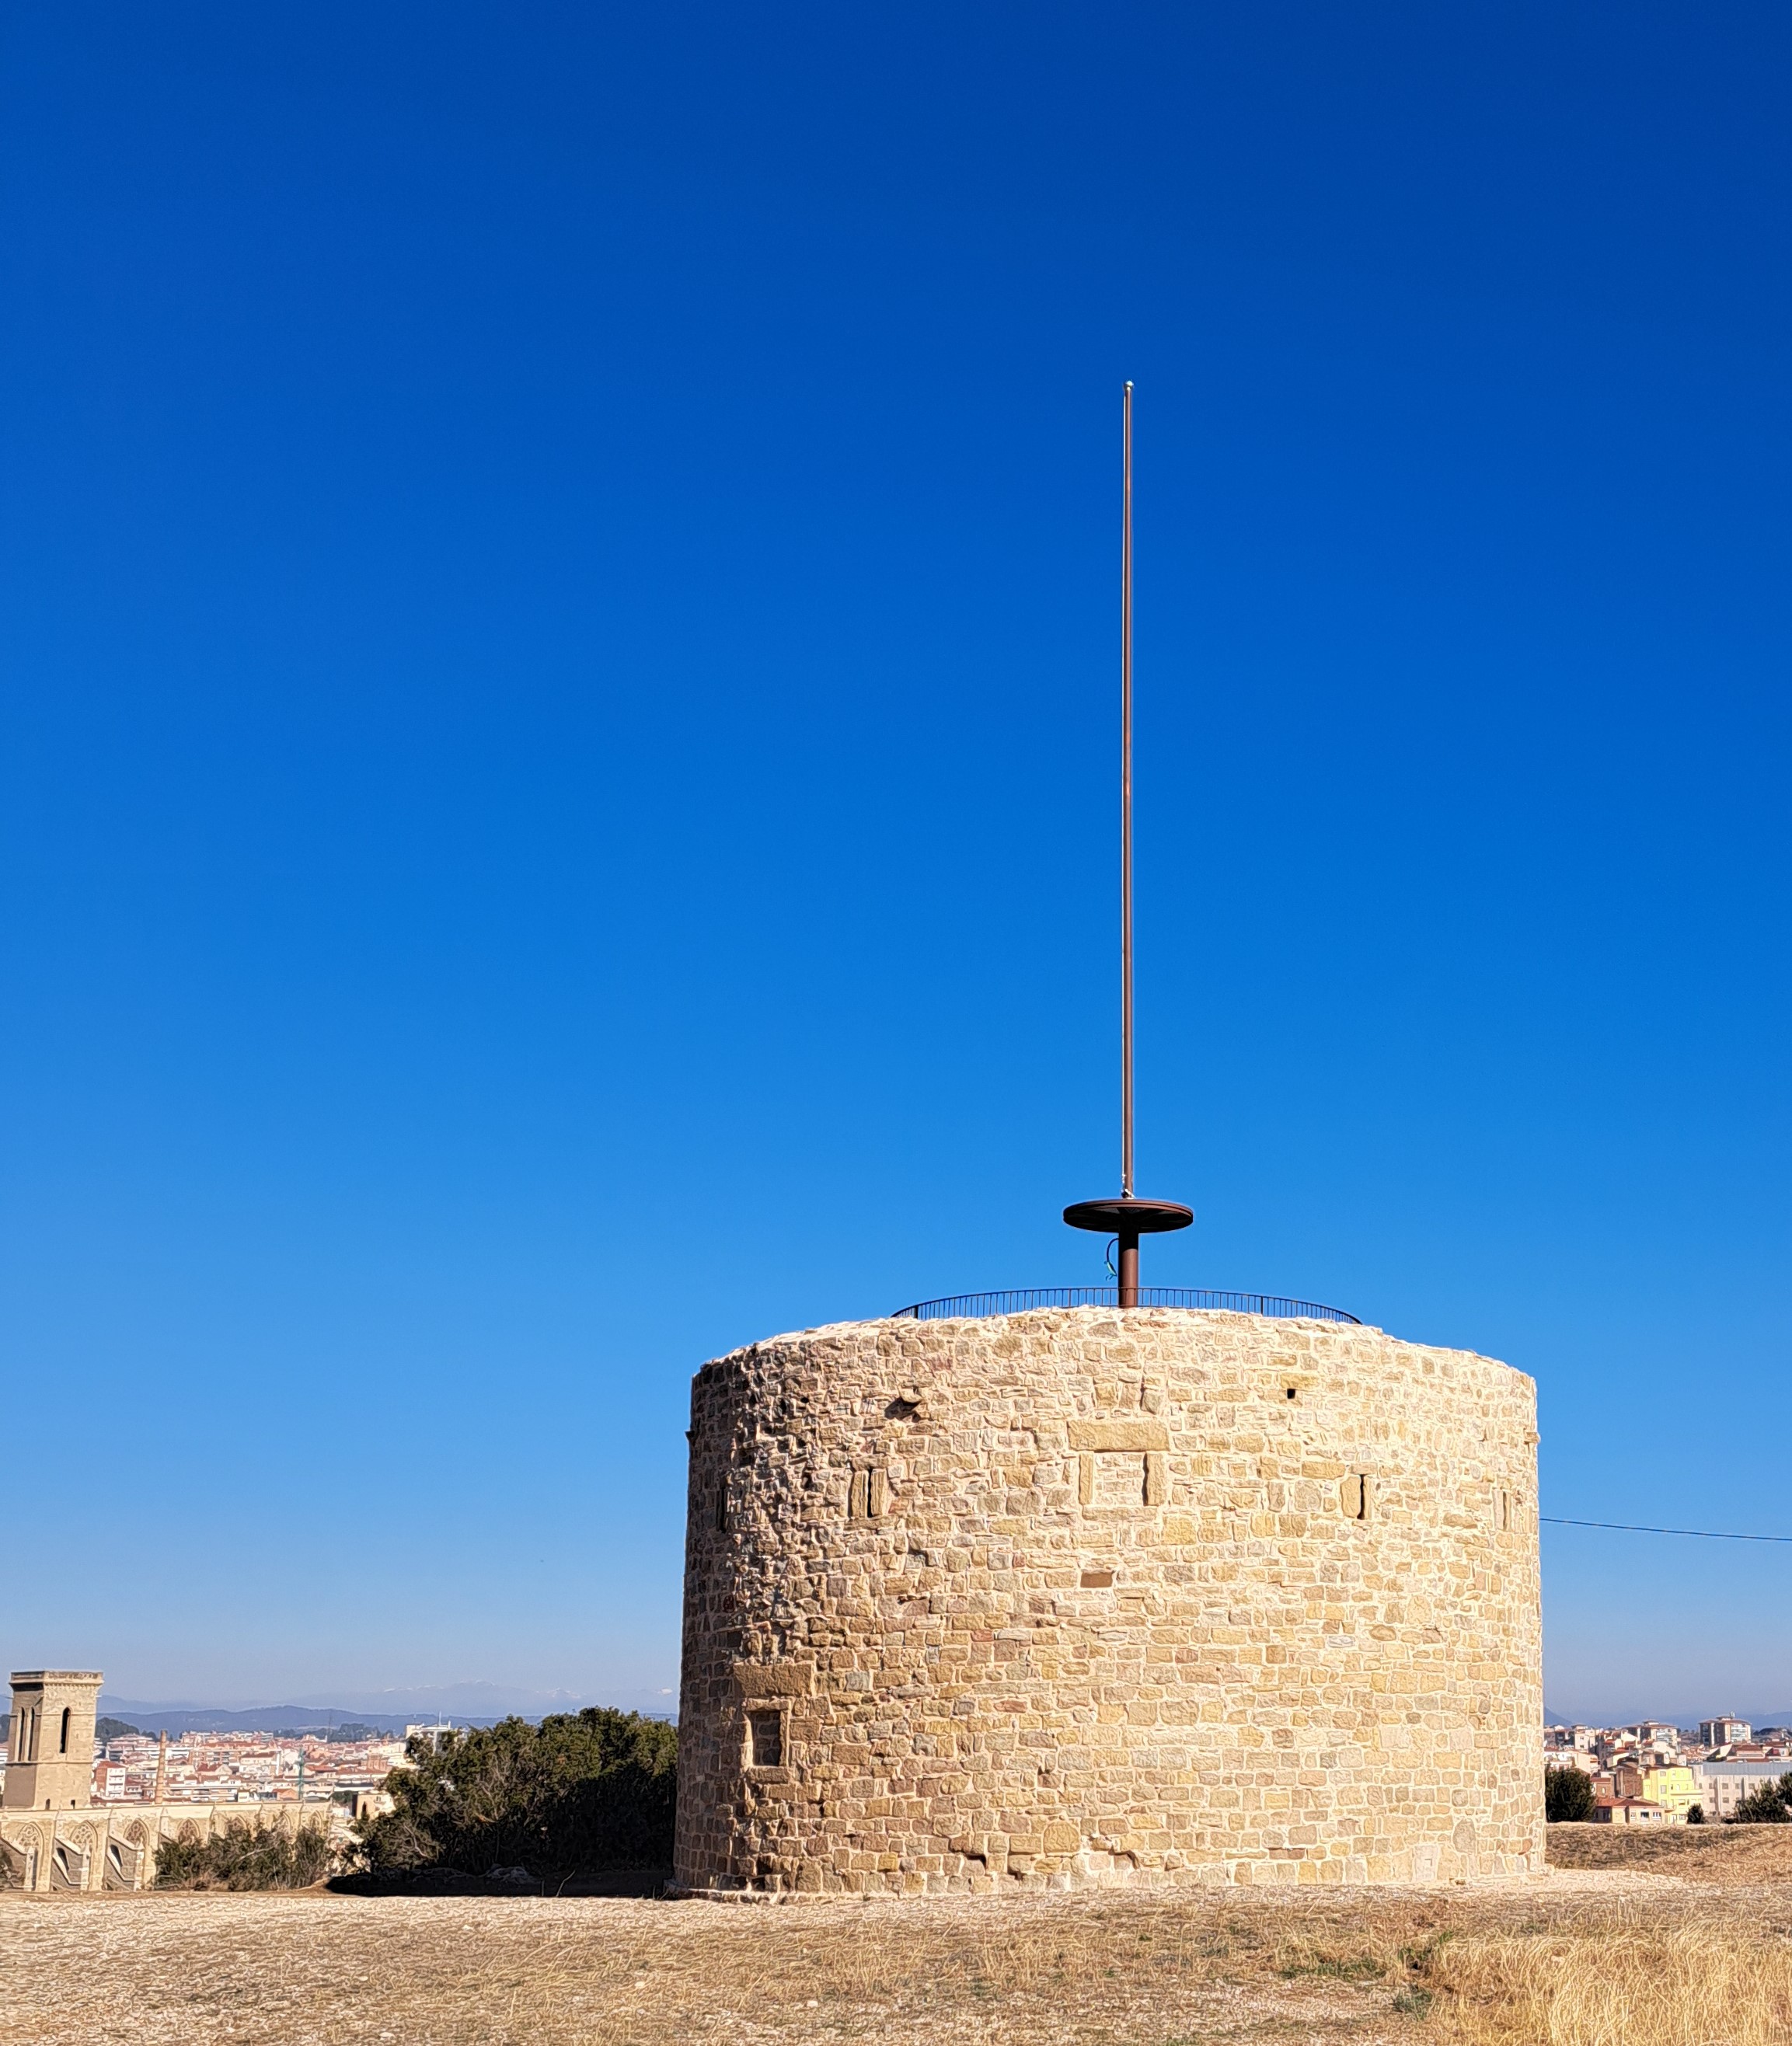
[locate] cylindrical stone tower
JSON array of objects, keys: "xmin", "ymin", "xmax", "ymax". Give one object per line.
[{"xmin": 675, "ymin": 1307, "xmax": 1543, "ymax": 1894}]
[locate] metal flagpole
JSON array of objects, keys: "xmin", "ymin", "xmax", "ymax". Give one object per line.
[
  {"xmin": 1121, "ymin": 380, "xmax": 1135, "ymax": 1209},
  {"xmin": 1064, "ymin": 379, "xmax": 1191, "ymax": 1302},
  {"xmin": 1117, "ymin": 382, "xmax": 1138, "ymax": 1305}
]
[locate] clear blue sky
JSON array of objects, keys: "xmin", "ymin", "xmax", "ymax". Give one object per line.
[{"xmin": 3, "ymin": 2, "xmax": 1788, "ymax": 1723}]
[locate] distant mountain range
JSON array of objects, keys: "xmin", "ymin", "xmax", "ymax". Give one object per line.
[{"xmin": 97, "ymin": 1683, "xmax": 677, "ymax": 1736}]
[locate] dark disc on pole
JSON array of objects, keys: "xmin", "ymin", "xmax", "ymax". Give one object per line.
[{"xmin": 1062, "ymin": 1198, "xmax": 1192, "ymax": 1236}]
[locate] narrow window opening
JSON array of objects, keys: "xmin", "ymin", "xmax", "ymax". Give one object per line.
[
  {"xmin": 1497, "ymin": 1488, "xmax": 1511, "ymax": 1532},
  {"xmin": 747, "ymin": 1710, "xmax": 783, "ymax": 1768},
  {"xmin": 1143, "ymin": 1451, "xmax": 1168, "ymax": 1507},
  {"xmin": 59, "ymin": 1708, "xmax": 70, "ymax": 1755},
  {"xmin": 713, "ymin": 1488, "xmax": 727, "ymax": 1532},
  {"xmin": 1285, "ymin": 1386, "xmax": 1298, "ymax": 1401}
]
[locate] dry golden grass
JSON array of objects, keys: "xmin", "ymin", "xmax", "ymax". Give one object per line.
[
  {"xmin": 1431, "ymin": 1915, "xmax": 1792, "ymax": 2046},
  {"xmin": 1545, "ymin": 1819, "xmax": 1792, "ymax": 1883},
  {"xmin": 5, "ymin": 1829, "xmax": 1792, "ymax": 2046}
]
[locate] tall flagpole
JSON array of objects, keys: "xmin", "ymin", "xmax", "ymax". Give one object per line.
[
  {"xmin": 1064, "ymin": 379, "xmax": 1192, "ymax": 1302},
  {"xmin": 1121, "ymin": 381, "xmax": 1135, "ymax": 1208}
]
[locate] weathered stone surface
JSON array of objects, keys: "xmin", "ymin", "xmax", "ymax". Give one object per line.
[
  {"xmin": 1066, "ymin": 1420, "xmax": 1171, "ymax": 1452},
  {"xmin": 675, "ymin": 1308, "xmax": 1543, "ymax": 1896},
  {"xmin": 734, "ymin": 1661, "xmax": 813, "ymax": 1699}
]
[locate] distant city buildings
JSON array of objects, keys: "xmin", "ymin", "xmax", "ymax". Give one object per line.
[
  {"xmin": 1693, "ymin": 1758, "xmax": 1790, "ymax": 1820},
  {"xmin": 1597, "ymin": 1798, "xmax": 1671, "ymax": 1825},
  {"xmin": 2, "ymin": 1671, "xmax": 348, "ymax": 1893},
  {"xmin": 61, "ymin": 1726, "xmax": 411, "ymax": 1808},
  {"xmin": 1546, "ymin": 1717, "xmax": 1792, "ymax": 1825},
  {"xmin": 1700, "ymin": 1716, "xmax": 1752, "ymax": 1748},
  {"xmin": 0, "ymin": 1693, "xmax": 413, "ymax": 1819}
]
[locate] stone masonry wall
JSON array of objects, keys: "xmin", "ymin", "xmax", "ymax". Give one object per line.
[
  {"xmin": 675, "ymin": 1309, "xmax": 1542, "ymax": 1894},
  {"xmin": 0, "ymin": 1800, "xmax": 336, "ymax": 1891}
]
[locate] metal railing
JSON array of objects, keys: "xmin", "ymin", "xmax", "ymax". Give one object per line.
[{"xmin": 889, "ymin": 1287, "xmax": 1360, "ymax": 1324}]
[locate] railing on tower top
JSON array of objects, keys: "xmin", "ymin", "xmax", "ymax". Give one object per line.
[{"xmin": 889, "ymin": 1288, "xmax": 1361, "ymax": 1325}]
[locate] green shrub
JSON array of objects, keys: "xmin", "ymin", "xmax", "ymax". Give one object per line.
[
  {"xmin": 155, "ymin": 1819, "xmax": 332, "ymax": 1890},
  {"xmin": 1544, "ymin": 1764, "xmax": 1597, "ymax": 1821},
  {"xmin": 354, "ymin": 1709, "xmax": 677, "ymax": 1878},
  {"xmin": 1730, "ymin": 1772, "xmax": 1792, "ymax": 1823}
]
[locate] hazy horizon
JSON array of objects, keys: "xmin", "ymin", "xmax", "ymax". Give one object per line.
[{"xmin": 92, "ymin": 1682, "xmax": 675, "ymax": 1721}]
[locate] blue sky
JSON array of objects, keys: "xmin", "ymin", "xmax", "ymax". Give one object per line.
[{"xmin": 2, "ymin": 2, "xmax": 1789, "ymax": 1722}]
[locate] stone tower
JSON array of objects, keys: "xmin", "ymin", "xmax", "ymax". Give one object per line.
[
  {"xmin": 676, "ymin": 1307, "xmax": 1543, "ymax": 1894},
  {"xmin": 5, "ymin": 1671, "xmax": 102, "ymax": 1811}
]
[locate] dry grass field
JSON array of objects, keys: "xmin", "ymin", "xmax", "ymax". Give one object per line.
[
  {"xmin": 1543, "ymin": 1821, "xmax": 1792, "ymax": 1883},
  {"xmin": 5, "ymin": 1830, "xmax": 1792, "ymax": 2046}
]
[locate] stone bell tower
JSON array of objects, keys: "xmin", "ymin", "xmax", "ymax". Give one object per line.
[{"xmin": 5, "ymin": 1671, "xmax": 102, "ymax": 1810}]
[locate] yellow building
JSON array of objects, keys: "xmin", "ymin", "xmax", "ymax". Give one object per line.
[{"xmin": 1640, "ymin": 1766, "xmax": 1698, "ymax": 1819}]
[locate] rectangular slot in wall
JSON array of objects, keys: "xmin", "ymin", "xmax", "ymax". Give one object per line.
[
  {"xmin": 1143, "ymin": 1452, "xmax": 1168, "ymax": 1507},
  {"xmin": 746, "ymin": 1710, "xmax": 783, "ymax": 1769}
]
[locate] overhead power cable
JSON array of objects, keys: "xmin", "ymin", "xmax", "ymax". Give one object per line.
[{"xmin": 1543, "ymin": 1516, "xmax": 1792, "ymax": 1544}]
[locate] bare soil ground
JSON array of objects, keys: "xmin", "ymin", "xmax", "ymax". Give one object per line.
[{"xmin": 5, "ymin": 1829, "xmax": 1792, "ymax": 2046}]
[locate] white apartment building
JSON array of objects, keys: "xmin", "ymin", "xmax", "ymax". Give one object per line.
[
  {"xmin": 1544, "ymin": 1747, "xmax": 1599, "ymax": 1776},
  {"xmin": 1694, "ymin": 1758, "xmax": 1787, "ymax": 1819},
  {"xmin": 1546, "ymin": 1725, "xmax": 1600, "ymax": 1753},
  {"xmin": 1700, "ymin": 1716, "xmax": 1751, "ymax": 1748},
  {"xmin": 1630, "ymin": 1721, "xmax": 1681, "ymax": 1748}
]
